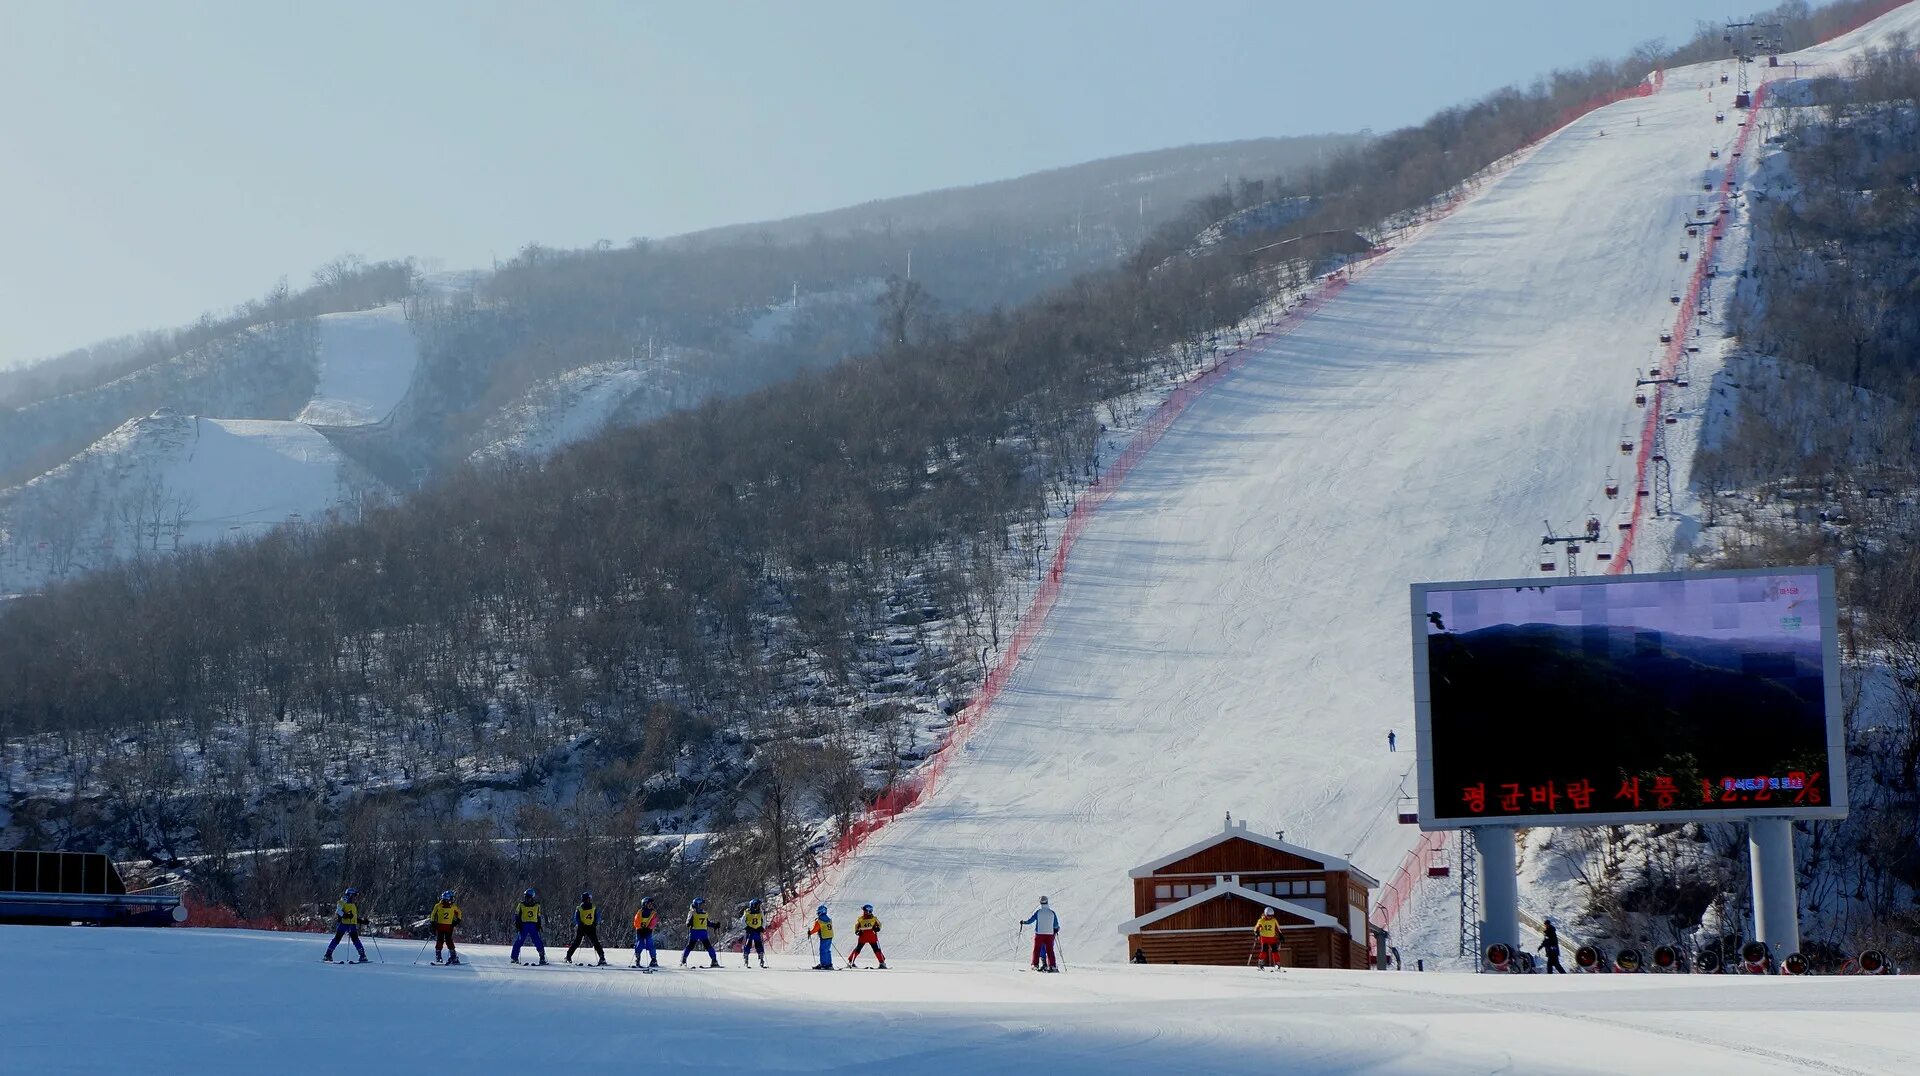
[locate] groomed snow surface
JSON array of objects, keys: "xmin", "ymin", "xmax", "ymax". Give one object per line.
[
  {"xmin": 813, "ymin": 1, "xmax": 1920, "ymax": 968},
  {"xmin": 4, "ymin": 926, "xmax": 1915, "ymax": 1074},
  {"xmin": 296, "ymin": 303, "xmax": 419, "ymax": 427}
]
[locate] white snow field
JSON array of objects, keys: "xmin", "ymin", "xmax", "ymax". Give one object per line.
[
  {"xmin": 3, "ymin": 926, "xmax": 1915, "ymax": 1074},
  {"xmin": 296, "ymin": 302, "xmax": 418, "ymax": 427},
  {"xmin": 161, "ymin": 417, "xmax": 366, "ymax": 543},
  {"xmin": 811, "ymin": 2, "xmax": 1920, "ymax": 964}
]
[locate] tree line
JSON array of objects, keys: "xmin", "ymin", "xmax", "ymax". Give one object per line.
[{"xmin": 0, "ymin": 33, "xmax": 1741, "ymax": 924}]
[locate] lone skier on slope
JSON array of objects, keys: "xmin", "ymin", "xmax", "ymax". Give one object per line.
[
  {"xmin": 1021, "ymin": 896, "xmax": 1060, "ymax": 972},
  {"xmin": 431, "ymin": 890, "xmax": 462, "ymax": 964},
  {"xmin": 741, "ymin": 898, "xmax": 768, "ymax": 968},
  {"xmin": 632, "ymin": 897, "xmax": 660, "ymax": 969},
  {"xmin": 323, "ymin": 887, "xmax": 368, "ymax": 963},
  {"xmin": 1537, "ymin": 918, "xmax": 1566, "ymax": 974},
  {"xmin": 1387, "ymin": 730, "xmax": 1397, "ymax": 752},
  {"xmin": 567, "ymin": 892, "xmax": 607, "ymax": 965},
  {"xmin": 1254, "ymin": 908, "xmax": 1283, "ymax": 968},
  {"xmin": 511, "ymin": 888, "xmax": 547, "ymax": 965},
  {"xmin": 848, "ymin": 904, "xmax": 887, "ymax": 969},
  {"xmin": 807, "ymin": 905, "xmax": 835, "ymax": 970},
  {"xmin": 682, "ymin": 897, "xmax": 720, "ymax": 967}
]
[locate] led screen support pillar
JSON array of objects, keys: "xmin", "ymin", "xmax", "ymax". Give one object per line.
[
  {"xmin": 1747, "ymin": 816, "xmax": 1799, "ymax": 958},
  {"xmin": 1478, "ymin": 825, "xmax": 1519, "ymax": 952}
]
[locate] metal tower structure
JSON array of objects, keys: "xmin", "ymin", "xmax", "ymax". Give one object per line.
[{"xmin": 1458, "ymin": 828, "xmax": 1481, "ymax": 962}]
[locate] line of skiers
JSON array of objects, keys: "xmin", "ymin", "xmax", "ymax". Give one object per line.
[{"xmin": 323, "ymin": 887, "xmax": 963, "ymax": 971}]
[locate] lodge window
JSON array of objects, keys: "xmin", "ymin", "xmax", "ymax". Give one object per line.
[
  {"xmin": 1249, "ymin": 878, "xmax": 1328, "ymax": 898},
  {"xmin": 1152, "ymin": 881, "xmax": 1211, "ymax": 908}
]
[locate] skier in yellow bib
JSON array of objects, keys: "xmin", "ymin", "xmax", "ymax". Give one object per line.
[
  {"xmin": 682, "ymin": 896, "xmax": 719, "ymax": 967},
  {"xmin": 1253, "ymin": 908, "xmax": 1283, "ymax": 969},
  {"xmin": 566, "ymin": 892, "xmax": 607, "ymax": 965},
  {"xmin": 740, "ymin": 898, "xmax": 768, "ymax": 968}
]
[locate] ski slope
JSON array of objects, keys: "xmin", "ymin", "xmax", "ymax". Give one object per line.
[
  {"xmin": 5, "ymin": 926, "xmax": 1916, "ymax": 1074},
  {"xmin": 815, "ymin": 5, "xmax": 1920, "ymax": 962},
  {"xmin": 161, "ymin": 418, "xmax": 365, "ymax": 543},
  {"xmin": 296, "ymin": 303, "xmax": 418, "ymax": 427}
]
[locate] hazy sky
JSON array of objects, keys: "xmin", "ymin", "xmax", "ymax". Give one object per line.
[{"xmin": 1, "ymin": 0, "xmax": 1743, "ymax": 368}]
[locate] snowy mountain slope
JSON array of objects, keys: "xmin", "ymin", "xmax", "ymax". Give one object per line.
[
  {"xmin": 157, "ymin": 417, "xmax": 374, "ymax": 543},
  {"xmin": 812, "ymin": 5, "xmax": 1920, "ymax": 963},
  {"xmin": 296, "ymin": 303, "xmax": 419, "ymax": 427},
  {"xmin": 469, "ymin": 357, "xmax": 660, "ymax": 462},
  {"xmin": 6, "ymin": 926, "xmax": 1916, "ymax": 1074},
  {"xmin": 0, "ymin": 411, "xmax": 378, "ymax": 582}
]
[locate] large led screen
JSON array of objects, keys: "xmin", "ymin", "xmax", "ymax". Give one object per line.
[{"xmin": 1412, "ymin": 567, "xmax": 1846, "ymax": 827}]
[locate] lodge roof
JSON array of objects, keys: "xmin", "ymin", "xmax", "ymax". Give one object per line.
[
  {"xmin": 1116, "ymin": 879, "xmax": 1342, "ymax": 935},
  {"xmin": 1127, "ymin": 818, "xmax": 1383, "ymax": 889}
]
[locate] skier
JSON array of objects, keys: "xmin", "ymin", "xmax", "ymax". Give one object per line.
[
  {"xmin": 1387, "ymin": 730, "xmax": 1397, "ymax": 752},
  {"xmin": 807, "ymin": 905, "xmax": 835, "ymax": 970},
  {"xmin": 323, "ymin": 887, "xmax": 368, "ymax": 963},
  {"xmin": 848, "ymin": 904, "xmax": 887, "ymax": 969},
  {"xmin": 632, "ymin": 897, "xmax": 660, "ymax": 969},
  {"xmin": 682, "ymin": 896, "xmax": 719, "ymax": 967},
  {"xmin": 1020, "ymin": 895, "xmax": 1060, "ymax": 972},
  {"xmin": 1537, "ymin": 918, "xmax": 1566, "ymax": 974},
  {"xmin": 511, "ymin": 888, "xmax": 547, "ymax": 965},
  {"xmin": 567, "ymin": 891, "xmax": 607, "ymax": 965},
  {"xmin": 430, "ymin": 890, "xmax": 462, "ymax": 964},
  {"xmin": 740, "ymin": 898, "xmax": 767, "ymax": 968},
  {"xmin": 1254, "ymin": 908, "xmax": 1283, "ymax": 968}
]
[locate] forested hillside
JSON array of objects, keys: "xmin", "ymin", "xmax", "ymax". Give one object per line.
[{"xmin": 0, "ymin": 34, "xmax": 1679, "ymax": 935}]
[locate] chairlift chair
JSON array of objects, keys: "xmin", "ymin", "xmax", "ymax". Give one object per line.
[
  {"xmin": 1659, "ymin": 331, "xmax": 1672, "ymax": 344},
  {"xmin": 1539, "ymin": 550, "xmax": 1557, "ymax": 573},
  {"xmin": 1605, "ymin": 478, "xmax": 1620, "ymax": 498},
  {"xmin": 1397, "ymin": 797, "xmax": 1419, "ymax": 825},
  {"xmin": 1635, "ymin": 391, "xmax": 1647, "ymax": 406},
  {"xmin": 1620, "ymin": 438, "xmax": 1634, "ymax": 454},
  {"xmin": 1593, "ymin": 544, "xmax": 1614, "ymax": 562}
]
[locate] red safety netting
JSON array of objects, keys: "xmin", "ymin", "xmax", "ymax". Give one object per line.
[
  {"xmin": 1611, "ymin": 81, "xmax": 1770, "ymax": 573},
  {"xmin": 180, "ymin": 893, "xmax": 308, "ymax": 932},
  {"xmin": 1371, "ymin": 829, "xmax": 1451, "ymax": 931}
]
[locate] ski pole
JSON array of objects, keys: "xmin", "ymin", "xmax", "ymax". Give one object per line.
[
  {"xmin": 412, "ymin": 936, "xmax": 432, "ymax": 964},
  {"xmin": 1054, "ymin": 938, "xmax": 1065, "ymax": 971},
  {"xmin": 369, "ymin": 931, "xmax": 387, "ymax": 964}
]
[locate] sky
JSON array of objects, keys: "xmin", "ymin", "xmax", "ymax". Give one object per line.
[{"xmin": 0, "ymin": 0, "xmax": 1750, "ymax": 368}]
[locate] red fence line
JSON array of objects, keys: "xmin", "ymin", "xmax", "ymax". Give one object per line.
[{"xmin": 1371, "ymin": 829, "xmax": 1450, "ymax": 931}]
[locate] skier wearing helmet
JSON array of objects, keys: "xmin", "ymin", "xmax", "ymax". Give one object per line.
[
  {"xmin": 1020, "ymin": 896, "xmax": 1060, "ymax": 972},
  {"xmin": 511, "ymin": 888, "xmax": 547, "ymax": 965},
  {"xmin": 431, "ymin": 890, "xmax": 463, "ymax": 964},
  {"xmin": 807, "ymin": 905, "xmax": 835, "ymax": 970},
  {"xmin": 567, "ymin": 891, "xmax": 607, "ymax": 965},
  {"xmin": 1253, "ymin": 908, "xmax": 1283, "ymax": 969},
  {"xmin": 631, "ymin": 897, "xmax": 660, "ymax": 969},
  {"xmin": 682, "ymin": 897, "xmax": 719, "ymax": 967},
  {"xmin": 741, "ymin": 898, "xmax": 768, "ymax": 968},
  {"xmin": 848, "ymin": 904, "xmax": 887, "ymax": 969},
  {"xmin": 323, "ymin": 887, "xmax": 368, "ymax": 963}
]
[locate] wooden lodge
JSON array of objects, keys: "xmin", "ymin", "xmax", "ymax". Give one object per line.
[{"xmin": 1117, "ymin": 817, "xmax": 1379, "ymax": 969}]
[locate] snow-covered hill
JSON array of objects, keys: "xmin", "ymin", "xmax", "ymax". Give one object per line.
[
  {"xmin": 297, "ymin": 303, "xmax": 419, "ymax": 427},
  {"xmin": 5, "ymin": 926, "xmax": 1915, "ymax": 1074},
  {"xmin": 0, "ymin": 306, "xmax": 416, "ymax": 586},
  {"xmin": 809, "ymin": 3, "xmax": 1920, "ymax": 963}
]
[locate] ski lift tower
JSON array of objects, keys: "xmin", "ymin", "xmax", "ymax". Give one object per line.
[
  {"xmin": 1727, "ymin": 20, "xmax": 1756, "ymax": 107},
  {"xmin": 1540, "ymin": 517, "xmax": 1609, "ymax": 575},
  {"xmin": 1458, "ymin": 828, "xmax": 1480, "ymax": 963}
]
